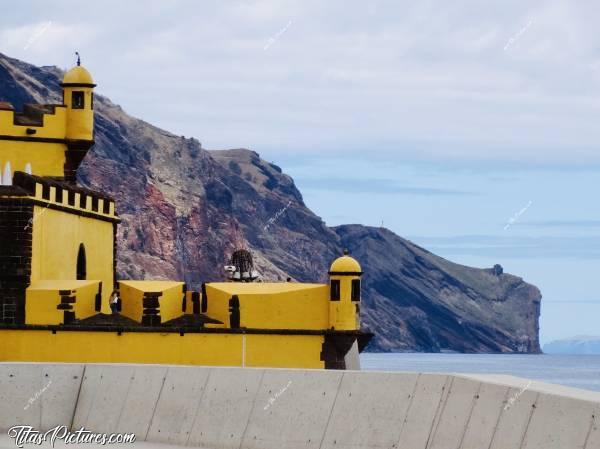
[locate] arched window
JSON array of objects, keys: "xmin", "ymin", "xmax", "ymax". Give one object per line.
[
  {"xmin": 76, "ymin": 243, "xmax": 87, "ymax": 280},
  {"xmin": 330, "ymin": 280, "xmax": 341, "ymax": 301},
  {"xmin": 72, "ymin": 91, "xmax": 85, "ymax": 109}
]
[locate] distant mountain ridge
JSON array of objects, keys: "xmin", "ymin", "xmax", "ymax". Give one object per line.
[
  {"xmin": 544, "ymin": 336, "xmax": 600, "ymax": 354},
  {"xmin": 0, "ymin": 52, "xmax": 542, "ymax": 352}
]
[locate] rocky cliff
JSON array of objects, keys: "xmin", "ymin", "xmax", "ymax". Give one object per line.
[{"xmin": 0, "ymin": 53, "xmax": 542, "ymax": 352}]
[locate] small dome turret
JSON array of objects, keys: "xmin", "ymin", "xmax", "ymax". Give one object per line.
[
  {"xmin": 62, "ymin": 65, "xmax": 95, "ymax": 86},
  {"xmin": 329, "ymin": 250, "xmax": 362, "ymax": 274}
]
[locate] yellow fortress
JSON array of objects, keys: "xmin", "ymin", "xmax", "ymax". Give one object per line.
[{"xmin": 0, "ymin": 59, "xmax": 371, "ymax": 369}]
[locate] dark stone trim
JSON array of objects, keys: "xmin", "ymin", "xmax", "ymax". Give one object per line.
[
  {"xmin": 60, "ymin": 83, "xmax": 97, "ymax": 88},
  {"xmin": 64, "ymin": 311, "xmax": 76, "ymax": 325},
  {"xmin": 356, "ymin": 331, "xmax": 373, "ymax": 352},
  {"xmin": 0, "ymin": 135, "xmax": 67, "ymax": 144},
  {"xmin": 65, "ymin": 140, "xmax": 95, "ymax": 183},
  {"xmin": 328, "ymin": 271, "xmax": 363, "ymax": 276},
  {"xmin": 320, "ymin": 334, "xmax": 357, "ymax": 370},
  {"xmin": 112, "ymin": 223, "xmax": 118, "ymax": 292},
  {"xmin": 192, "ymin": 291, "xmax": 200, "ymax": 315},
  {"xmin": 142, "ymin": 297, "xmax": 159, "ymax": 308},
  {"xmin": 201, "ymin": 283, "xmax": 208, "ymax": 313},
  {"xmin": 0, "ymin": 324, "xmax": 374, "ymax": 338},
  {"xmin": 0, "ymin": 199, "xmax": 34, "ymax": 324},
  {"xmin": 229, "ymin": 295, "xmax": 240, "ymax": 329},
  {"xmin": 95, "ymin": 282, "xmax": 102, "ymax": 312},
  {"xmin": 141, "ymin": 291, "xmax": 163, "ymax": 326}
]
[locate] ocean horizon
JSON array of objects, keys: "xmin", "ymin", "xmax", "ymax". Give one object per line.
[{"xmin": 361, "ymin": 353, "xmax": 600, "ymax": 392}]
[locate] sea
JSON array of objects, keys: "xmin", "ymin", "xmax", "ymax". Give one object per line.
[{"xmin": 361, "ymin": 353, "xmax": 600, "ymax": 392}]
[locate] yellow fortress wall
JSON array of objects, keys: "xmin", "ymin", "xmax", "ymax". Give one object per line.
[
  {"xmin": 205, "ymin": 282, "xmax": 330, "ymax": 329},
  {"xmin": 30, "ymin": 207, "xmax": 115, "ymax": 309},
  {"xmin": 0, "ymin": 58, "xmax": 371, "ymax": 370},
  {"xmin": 25, "ymin": 280, "xmax": 101, "ymax": 325},
  {"xmin": 119, "ymin": 280, "xmax": 185, "ymax": 324},
  {"xmin": 0, "ymin": 141, "xmax": 66, "ymax": 178},
  {"xmin": 0, "ymin": 330, "xmax": 326, "ymax": 369}
]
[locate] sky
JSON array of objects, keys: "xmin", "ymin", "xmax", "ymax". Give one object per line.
[{"xmin": 1, "ymin": 0, "xmax": 599, "ymax": 345}]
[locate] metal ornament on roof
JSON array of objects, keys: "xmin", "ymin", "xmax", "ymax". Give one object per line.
[{"xmin": 225, "ymin": 249, "xmax": 259, "ymax": 282}]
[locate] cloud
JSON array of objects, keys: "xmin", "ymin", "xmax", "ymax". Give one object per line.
[
  {"xmin": 2, "ymin": 1, "xmax": 600, "ymax": 165},
  {"xmin": 296, "ymin": 177, "xmax": 475, "ymax": 196},
  {"xmin": 0, "ymin": 21, "xmax": 97, "ymax": 60}
]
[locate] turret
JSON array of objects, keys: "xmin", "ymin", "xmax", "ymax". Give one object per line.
[
  {"xmin": 61, "ymin": 54, "xmax": 96, "ymax": 182},
  {"xmin": 328, "ymin": 250, "xmax": 361, "ymax": 330}
]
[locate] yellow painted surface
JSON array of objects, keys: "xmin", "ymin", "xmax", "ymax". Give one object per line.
[
  {"xmin": 330, "ymin": 255, "xmax": 362, "ymax": 273},
  {"xmin": 0, "ymin": 108, "xmax": 67, "ymax": 139},
  {"xmin": 205, "ymin": 283, "xmax": 329, "ymax": 329},
  {"xmin": 25, "ymin": 280, "xmax": 101, "ymax": 325},
  {"xmin": 73, "ymin": 281, "xmax": 102, "ymax": 321},
  {"xmin": 0, "ymin": 140, "xmax": 66, "ymax": 178},
  {"xmin": 118, "ymin": 282, "xmax": 144, "ymax": 322},
  {"xmin": 30, "ymin": 207, "xmax": 114, "ymax": 312},
  {"xmin": 329, "ymin": 274, "xmax": 360, "ymax": 330},
  {"xmin": 63, "ymin": 86, "xmax": 94, "ymax": 141},
  {"xmin": 159, "ymin": 283, "xmax": 185, "ymax": 323},
  {"xmin": 63, "ymin": 66, "xmax": 94, "ymax": 85},
  {"xmin": 246, "ymin": 334, "xmax": 325, "ymax": 369},
  {"xmin": 25, "ymin": 288, "xmax": 62, "ymax": 325},
  {"xmin": 119, "ymin": 280, "xmax": 185, "ymax": 291},
  {"xmin": 119, "ymin": 281, "xmax": 185, "ymax": 323},
  {"xmin": 0, "ymin": 330, "xmax": 325, "ymax": 369},
  {"xmin": 0, "ymin": 63, "xmax": 95, "ymax": 179}
]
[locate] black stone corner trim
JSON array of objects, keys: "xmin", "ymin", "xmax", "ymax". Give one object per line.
[
  {"xmin": 60, "ymin": 82, "xmax": 97, "ymax": 88},
  {"xmin": 58, "ymin": 291, "xmax": 76, "ymax": 325},
  {"xmin": 142, "ymin": 291, "xmax": 163, "ymax": 326},
  {"xmin": 63, "ymin": 311, "xmax": 76, "ymax": 325},
  {"xmin": 95, "ymin": 281, "xmax": 103, "ymax": 312},
  {"xmin": 356, "ymin": 330, "xmax": 374, "ymax": 352},
  {"xmin": 228, "ymin": 295, "xmax": 240, "ymax": 329},
  {"xmin": 191, "ymin": 291, "xmax": 200, "ymax": 315},
  {"xmin": 320, "ymin": 331, "xmax": 373, "ymax": 370},
  {"xmin": 0, "ymin": 135, "xmax": 66, "ymax": 144},
  {"xmin": 201, "ymin": 283, "xmax": 208, "ymax": 313},
  {"xmin": 181, "ymin": 283, "xmax": 188, "ymax": 312},
  {"xmin": 0, "ymin": 197, "xmax": 34, "ymax": 324},
  {"xmin": 141, "ymin": 315, "xmax": 161, "ymax": 326}
]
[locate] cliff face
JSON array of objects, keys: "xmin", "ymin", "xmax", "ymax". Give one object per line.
[{"xmin": 0, "ymin": 53, "xmax": 542, "ymax": 352}]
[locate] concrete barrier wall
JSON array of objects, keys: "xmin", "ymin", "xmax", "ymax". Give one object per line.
[{"xmin": 1, "ymin": 363, "xmax": 599, "ymax": 449}]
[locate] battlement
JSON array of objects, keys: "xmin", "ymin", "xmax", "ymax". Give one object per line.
[
  {"xmin": 1, "ymin": 63, "xmax": 96, "ymax": 181},
  {"xmin": 0, "ymin": 172, "xmax": 118, "ymax": 221},
  {"xmin": 0, "ymin": 101, "xmax": 68, "ymax": 140}
]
